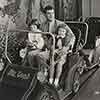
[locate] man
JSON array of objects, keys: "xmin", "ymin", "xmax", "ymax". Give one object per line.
[
  {"xmin": 40, "ymin": 5, "xmax": 73, "ymax": 35},
  {"xmin": 40, "ymin": 5, "xmax": 62, "ymax": 33},
  {"xmin": 40, "ymin": 5, "xmax": 75, "ymax": 86}
]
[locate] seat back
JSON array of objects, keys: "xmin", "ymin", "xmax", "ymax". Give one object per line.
[
  {"xmin": 85, "ymin": 17, "xmax": 100, "ymax": 49},
  {"xmin": 68, "ymin": 27, "xmax": 81, "ymax": 52},
  {"xmin": 66, "ymin": 21, "xmax": 88, "ymax": 51}
]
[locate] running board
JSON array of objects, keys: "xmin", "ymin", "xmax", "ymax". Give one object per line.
[
  {"xmin": 85, "ymin": 62, "xmax": 99, "ymax": 70},
  {"xmin": 62, "ymin": 91, "xmax": 72, "ymax": 100}
]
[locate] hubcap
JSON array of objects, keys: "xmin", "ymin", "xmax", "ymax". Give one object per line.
[
  {"xmin": 40, "ymin": 92, "xmax": 50, "ymax": 100},
  {"xmin": 40, "ymin": 91, "xmax": 55, "ymax": 100},
  {"xmin": 73, "ymin": 71, "xmax": 80, "ymax": 93},
  {"xmin": 73, "ymin": 80, "xmax": 80, "ymax": 93}
]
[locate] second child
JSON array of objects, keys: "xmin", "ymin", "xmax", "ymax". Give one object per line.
[{"xmin": 49, "ymin": 24, "xmax": 75, "ymax": 87}]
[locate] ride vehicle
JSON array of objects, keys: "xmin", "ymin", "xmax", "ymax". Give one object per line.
[
  {"xmin": 78, "ymin": 17, "xmax": 100, "ymax": 70},
  {"xmin": 0, "ymin": 30, "xmax": 60, "ymax": 100},
  {"xmin": 83, "ymin": 17, "xmax": 100, "ymax": 67},
  {"xmin": 0, "ymin": 20, "xmax": 99, "ymax": 100},
  {"xmin": 66, "ymin": 21, "xmax": 100, "ymax": 72}
]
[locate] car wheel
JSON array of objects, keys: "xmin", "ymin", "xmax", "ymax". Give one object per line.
[
  {"xmin": 72, "ymin": 69, "xmax": 80, "ymax": 93},
  {"xmin": 36, "ymin": 84, "xmax": 60, "ymax": 100},
  {"xmin": 67, "ymin": 63, "xmax": 80, "ymax": 93}
]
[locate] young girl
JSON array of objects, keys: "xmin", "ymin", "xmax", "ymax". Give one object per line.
[
  {"xmin": 19, "ymin": 19, "xmax": 45, "ymax": 63},
  {"xmin": 27, "ymin": 19, "xmax": 44, "ymax": 51},
  {"xmin": 19, "ymin": 19, "xmax": 49, "ymax": 77},
  {"xmin": 49, "ymin": 24, "xmax": 75, "ymax": 87}
]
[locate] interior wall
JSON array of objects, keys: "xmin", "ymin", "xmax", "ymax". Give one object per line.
[
  {"xmin": 91, "ymin": 0, "xmax": 100, "ymax": 17},
  {"xmin": 82, "ymin": 0, "xmax": 100, "ymax": 17},
  {"xmin": 82, "ymin": 0, "xmax": 91, "ymax": 17},
  {"xmin": 0, "ymin": 0, "xmax": 7, "ymax": 8}
]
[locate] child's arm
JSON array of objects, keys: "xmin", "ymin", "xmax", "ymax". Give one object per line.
[
  {"xmin": 0, "ymin": 59, "xmax": 4, "ymax": 71},
  {"xmin": 57, "ymin": 32, "xmax": 75, "ymax": 56},
  {"xmin": 64, "ymin": 31, "xmax": 76, "ymax": 51}
]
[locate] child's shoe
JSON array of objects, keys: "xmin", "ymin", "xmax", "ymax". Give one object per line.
[{"xmin": 49, "ymin": 78, "xmax": 53, "ymax": 84}]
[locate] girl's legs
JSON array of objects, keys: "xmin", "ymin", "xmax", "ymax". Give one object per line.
[
  {"xmin": 49, "ymin": 66, "xmax": 55, "ymax": 84},
  {"xmin": 54, "ymin": 55, "xmax": 66, "ymax": 87},
  {"xmin": 54, "ymin": 62, "xmax": 63, "ymax": 87}
]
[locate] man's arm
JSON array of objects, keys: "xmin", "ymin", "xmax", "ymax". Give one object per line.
[{"xmin": 65, "ymin": 24, "xmax": 76, "ymax": 50}]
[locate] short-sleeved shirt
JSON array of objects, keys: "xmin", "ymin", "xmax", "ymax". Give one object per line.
[{"xmin": 40, "ymin": 19, "xmax": 64, "ymax": 34}]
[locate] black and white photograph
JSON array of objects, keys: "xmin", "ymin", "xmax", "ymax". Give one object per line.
[{"xmin": 0, "ymin": 0, "xmax": 100, "ymax": 100}]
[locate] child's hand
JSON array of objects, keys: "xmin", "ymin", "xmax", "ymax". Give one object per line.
[
  {"xmin": 58, "ymin": 47, "xmax": 68, "ymax": 56},
  {"xmin": 0, "ymin": 59, "xmax": 4, "ymax": 71},
  {"xmin": 20, "ymin": 48, "xmax": 27, "ymax": 59},
  {"xmin": 44, "ymin": 68, "xmax": 48, "ymax": 77}
]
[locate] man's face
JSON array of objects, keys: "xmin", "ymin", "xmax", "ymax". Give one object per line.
[{"xmin": 46, "ymin": 9, "xmax": 55, "ymax": 22}]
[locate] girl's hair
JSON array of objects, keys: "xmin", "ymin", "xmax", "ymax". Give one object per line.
[
  {"xmin": 56, "ymin": 24, "xmax": 67, "ymax": 34},
  {"xmin": 28, "ymin": 19, "xmax": 39, "ymax": 28}
]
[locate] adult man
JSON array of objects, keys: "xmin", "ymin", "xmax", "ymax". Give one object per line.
[
  {"xmin": 40, "ymin": 5, "xmax": 73, "ymax": 35},
  {"xmin": 40, "ymin": 5, "xmax": 75, "ymax": 87}
]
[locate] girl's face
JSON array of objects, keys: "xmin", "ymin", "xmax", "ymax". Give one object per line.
[
  {"xmin": 30, "ymin": 25, "xmax": 37, "ymax": 32},
  {"xmin": 58, "ymin": 28, "xmax": 66, "ymax": 38}
]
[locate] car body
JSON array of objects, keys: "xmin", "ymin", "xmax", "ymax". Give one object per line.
[{"xmin": 0, "ymin": 20, "xmax": 99, "ymax": 100}]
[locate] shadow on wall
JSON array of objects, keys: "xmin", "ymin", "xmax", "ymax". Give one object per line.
[
  {"xmin": 55, "ymin": 0, "xmax": 82, "ymax": 21},
  {"xmin": 0, "ymin": 0, "xmax": 55, "ymax": 30},
  {"xmin": 26, "ymin": 0, "xmax": 54, "ymax": 25},
  {"xmin": 0, "ymin": 0, "xmax": 7, "ymax": 8}
]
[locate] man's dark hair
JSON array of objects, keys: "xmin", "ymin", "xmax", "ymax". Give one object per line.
[{"xmin": 44, "ymin": 5, "xmax": 54, "ymax": 13}]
